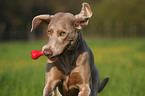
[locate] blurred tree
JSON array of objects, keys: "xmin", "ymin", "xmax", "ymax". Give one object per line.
[
  {"xmin": 89, "ymin": 0, "xmax": 145, "ymax": 37},
  {"xmin": 0, "ymin": 0, "xmax": 144, "ymax": 41}
]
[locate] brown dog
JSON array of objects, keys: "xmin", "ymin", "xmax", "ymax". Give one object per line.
[{"xmin": 31, "ymin": 2, "xmax": 109, "ymax": 96}]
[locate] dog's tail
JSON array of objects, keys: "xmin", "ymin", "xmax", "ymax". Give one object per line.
[{"xmin": 98, "ymin": 77, "xmax": 109, "ymax": 93}]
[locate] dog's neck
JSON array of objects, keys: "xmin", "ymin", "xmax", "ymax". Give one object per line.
[
  {"xmin": 57, "ymin": 31, "xmax": 85, "ymax": 74},
  {"xmin": 67, "ymin": 30, "xmax": 83, "ymax": 52}
]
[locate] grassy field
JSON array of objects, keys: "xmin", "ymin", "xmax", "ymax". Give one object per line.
[{"xmin": 0, "ymin": 38, "xmax": 145, "ymax": 96}]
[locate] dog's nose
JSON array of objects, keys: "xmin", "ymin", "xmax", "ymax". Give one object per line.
[{"xmin": 43, "ymin": 48, "xmax": 53, "ymax": 57}]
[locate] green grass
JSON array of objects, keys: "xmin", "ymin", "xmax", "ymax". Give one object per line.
[{"xmin": 0, "ymin": 38, "xmax": 145, "ymax": 96}]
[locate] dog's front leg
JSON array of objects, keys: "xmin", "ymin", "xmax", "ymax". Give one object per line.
[
  {"xmin": 78, "ymin": 84, "xmax": 90, "ymax": 96},
  {"xmin": 43, "ymin": 79, "xmax": 60, "ymax": 96},
  {"xmin": 43, "ymin": 66, "xmax": 63, "ymax": 96}
]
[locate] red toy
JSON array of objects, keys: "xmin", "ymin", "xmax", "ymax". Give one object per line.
[{"xmin": 31, "ymin": 50, "xmax": 44, "ymax": 59}]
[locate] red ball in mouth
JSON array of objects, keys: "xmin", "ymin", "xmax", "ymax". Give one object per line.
[{"xmin": 31, "ymin": 50, "xmax": 44, "ymax": 59}]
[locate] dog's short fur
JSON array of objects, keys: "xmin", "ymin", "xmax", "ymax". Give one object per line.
[{"xmin": 31, "ymin": 2, "xmax": 109, "ymax": 96}]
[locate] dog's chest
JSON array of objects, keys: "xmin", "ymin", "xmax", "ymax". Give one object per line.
[
  {"xmin": 46, "ymin": 53, "xmax": 76, "ymax": 75},
  {"xmin": 58, "ymin": 53, "xmax": 77, "ymax": 75},
  {"xmin": 59, "ymin": 72, "xmax": 83, "ymax": 96}
]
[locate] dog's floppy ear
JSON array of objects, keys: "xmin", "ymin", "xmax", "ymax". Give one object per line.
[
  {"xmin": 75, "ymin": 2, "xmax": 93, "ymax": 29},
  {"xmin": 31, "ymin": 15, "xmax": 51, "ymax": 32}
]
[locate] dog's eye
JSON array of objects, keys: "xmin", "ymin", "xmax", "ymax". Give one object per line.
[{"xmin": 59, "ymin": 32, "xmax": 66, "ymax": 36}]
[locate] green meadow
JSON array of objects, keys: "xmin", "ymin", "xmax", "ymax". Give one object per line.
[{"xmin": 0, "ymin": 38, "xmax": 145, "ymax": 96}]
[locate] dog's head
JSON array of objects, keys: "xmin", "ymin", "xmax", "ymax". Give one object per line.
[{"xmin": 31, "ymin": 2, "xmax": 92, "ymax": 62}]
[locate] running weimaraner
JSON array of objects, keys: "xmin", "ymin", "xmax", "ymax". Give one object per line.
[{"xmin": 31, "ymin": 2, "xmax": 109, "ymax": 96}]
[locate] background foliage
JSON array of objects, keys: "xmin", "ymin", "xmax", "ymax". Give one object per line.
[{"xmin": 0, "ymin": 0, "xmax": 145, "ymax": 41}]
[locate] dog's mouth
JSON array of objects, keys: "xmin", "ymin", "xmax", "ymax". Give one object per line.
[
  {"xmin": 47, "ymin": 43, "xmax": 71, "ymax": 62},
  {"xmin": 47, "ymin": 55, "xmax": 60, "ymax": 61}
]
